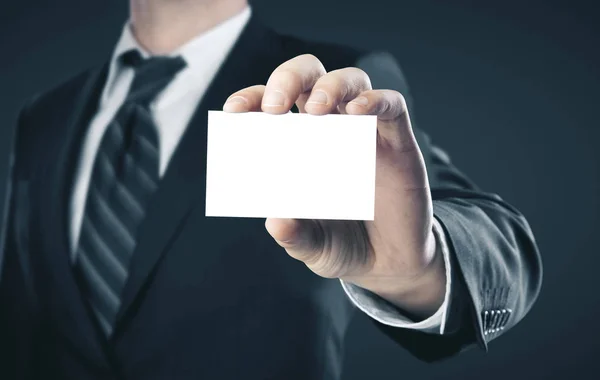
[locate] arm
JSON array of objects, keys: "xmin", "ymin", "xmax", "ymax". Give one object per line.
[
  {"xmin": 355, "ymin": 52, "xmax": 543, "ymax": 361},
  {"xmin": 341, "ymin": 216, "xmax": 451, "ymax": 334},
  {"xmin": 222, "ymin": 51, "xmax": 542, "ymax": 362}
]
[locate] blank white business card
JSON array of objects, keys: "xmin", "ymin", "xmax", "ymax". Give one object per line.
[{"xmin": 205, "ymin": 111, "xmax": 377, "ymax": 220}]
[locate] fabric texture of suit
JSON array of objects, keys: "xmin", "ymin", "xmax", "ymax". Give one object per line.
[{"xmin": 0, "ymin": 14, "xmax": 542, "ymax": 380}]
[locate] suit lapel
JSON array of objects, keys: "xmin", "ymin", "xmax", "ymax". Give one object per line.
[
  {"xmin": 35, "ymin": 65, "xmax": 113, "ymax": 363},
  {"xmin": 115, "ymin": 16, "xmax": 281, "ymax": 330}
]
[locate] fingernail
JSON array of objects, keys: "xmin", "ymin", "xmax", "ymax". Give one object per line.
[
  {"xmin": 349, "ymin": 96, "xmax": 369, "ymax": 106},
  {"xmin": 223, "ymin": 96, "xmax": 248, "ymax": 112},
  {"xmin": 263, "ymin": 90, "xmax": 285, "ymax": 107},
  {"xmin": 307, "ymin": 90, "xmax": 329, "ymax": 105},
  {"xmin": 225, "ymin": 96, "xmax": 248, "ymax": 105}
]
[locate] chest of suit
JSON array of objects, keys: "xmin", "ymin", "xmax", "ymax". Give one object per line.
[{"xmin": 12, "ymin": 20, "xmax": 357, "ymax": 379}]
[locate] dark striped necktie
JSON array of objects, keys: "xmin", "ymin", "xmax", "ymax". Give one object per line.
[{"xmin": 75, "ymin": 50, "xmax": 186, "ymax": 336}]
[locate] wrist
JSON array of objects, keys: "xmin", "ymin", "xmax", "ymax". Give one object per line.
[{"xmin": 366, "ymin": 230, "xmax": 446, "ymax": 320}]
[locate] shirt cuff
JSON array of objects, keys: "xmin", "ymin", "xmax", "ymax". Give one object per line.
[{"xmin": 340, "ymin": 217, "xmax": 452, "ymax": 334}]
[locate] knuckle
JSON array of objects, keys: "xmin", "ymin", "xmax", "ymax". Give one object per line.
[
  {"xmin": 395, "ymin": 91, "xmax": 408, "ymax": 115},
  {"xmin": 268, "ymin": 69, "xmax": 303, "ymax": 88},
  {"xmin": 394, "ymin": 90, "xmax": 407, "ymax": 108},
  {"xmin": 352, "ymin": 67, "xmax": 370, "ymax": 81},
  {"xmin": 301, "ymin": 53, "xmax": 322, "ymax": 66},
  {"xmin": 382, "ymin": 90, "xmax": 407, "ymax": 115},
  {"xmin": 320, "ymin": 68, "xmax": 372, "ymax": 99},
  {"xmin": 301, "ymin": 54, "xmax": 327, "ymax": 77},
  {"xmin": 347, "ymin": 67, "xmax": 371, "ymax": 90},
  {"xmin": 314, "ymin": 74, "xmax": 344, "ymax": 93}
]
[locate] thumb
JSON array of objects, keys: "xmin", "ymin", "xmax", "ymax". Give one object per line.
[{"xmin": 265, "ymin": 218, "xmax": 324, "ymax": 262}]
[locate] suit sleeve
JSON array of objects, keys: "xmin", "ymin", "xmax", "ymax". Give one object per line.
[
  {"xmin": 0, "ymin": 103, "xmax": 42, "ymax": 379},
  {"xmin": 355, "ymin": 52, "xmax": 543, "ymax": 361}
]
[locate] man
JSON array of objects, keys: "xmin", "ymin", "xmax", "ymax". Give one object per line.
[{"xmin": 0, "ymin": 0, "xmax": 542, "ymax": 379}]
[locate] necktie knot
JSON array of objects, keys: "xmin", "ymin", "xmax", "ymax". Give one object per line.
[{"xmin": 120, "ymin": 49, "xmax": 187, "ymax": 106}]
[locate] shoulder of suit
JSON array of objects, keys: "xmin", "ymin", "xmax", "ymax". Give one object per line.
[
  {"xmin": 23, "ymin": 65, "xmax": 103, "ymax": 123},
  {"xmin": 11, "ymin": 64, "xmax": 106, "ymax": 170}
]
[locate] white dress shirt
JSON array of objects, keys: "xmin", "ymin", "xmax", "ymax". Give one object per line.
[{"xmin": 69, "ymin": 5, "xmax": 452, "ymax": 335}]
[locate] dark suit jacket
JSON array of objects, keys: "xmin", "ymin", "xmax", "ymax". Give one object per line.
[{"xmin": 0, "ymin": 14, "xmax": 542, "ymax": 380}]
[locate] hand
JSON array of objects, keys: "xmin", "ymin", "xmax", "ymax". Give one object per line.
[{"xmin": 222, "ymin": 54, "xmax": 445, "ymax": 319}]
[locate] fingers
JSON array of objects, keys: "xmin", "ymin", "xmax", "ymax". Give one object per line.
[
  {"xmin": 265, "ymin": 218, "xmax": 373, "ymax": 279},
  {"xmin": 221, "ymin": 58, "xmax": 413, "ymax": 152},
  {"xmin": 262, "ymin": 54, "xmax": 327, "ymax": 114},
  {"xmin": 300, "ymin": 67, "xmax": 372, "ymax": 115},
  {"xmin": 345, "ymin": 89, "xmax": 408, "ymax": 120},
  {"xmin": 223, "ymin": 85, "xmax": 266, "ymax": 112},
  {"xmin": 223, "ymin": 56, "xmax": 373, "ymax": 115},
  {"xmin": 345, "ymin": 89, "xmax": 417, "ymax": 151},
  {"xmin": 264, "ymin": 217, "xmax": 324, "ymax": 263}
]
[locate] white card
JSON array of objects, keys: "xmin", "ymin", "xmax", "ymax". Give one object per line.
[{"xmin": 205, "ymin": 111, "xmax": 377, "ymax": 221}]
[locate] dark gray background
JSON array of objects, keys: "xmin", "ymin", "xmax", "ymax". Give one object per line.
[{"xmin": 1, "ymin": 0, "xmax": 599, "ymax": 379}]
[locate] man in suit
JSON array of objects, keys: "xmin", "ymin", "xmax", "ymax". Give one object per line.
[{"xmin": 0, "ymin": 0, "xmax": 542, "ymax": 379}]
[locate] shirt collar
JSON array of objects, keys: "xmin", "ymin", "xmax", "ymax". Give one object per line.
[{"xmin": 101, "ymin": 5, "xmax": 252, "ymax": 106}]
